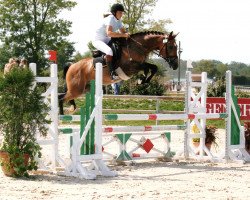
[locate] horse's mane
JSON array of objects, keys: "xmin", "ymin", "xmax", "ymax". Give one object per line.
[
  {"xmin": 130, "ymin": 31, "xmax": 165, "ymax": 37},
  {"xmin": 114, "ymin": 31, "xmax": 165, "ymax": 45}
]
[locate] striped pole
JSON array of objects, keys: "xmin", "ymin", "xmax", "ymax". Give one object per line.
[
  {"xmin": 60, "ymin": 112, "xmax": 227, "ymax": 123},
  {"xmin": 104, "ymin": 113, "xmax": 227, "ymax": 121},
  {"xmin": 59, "ymin": 125, "xmax": 186, "ymax": 134},
  {"xmin": 103, "ymin": 125, "xmax": 186, "ymax": 133}
]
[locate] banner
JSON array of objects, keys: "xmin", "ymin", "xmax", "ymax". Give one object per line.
[{"xmin": 206, "ymin": 98, "xmax": 250, "ymax": 120}]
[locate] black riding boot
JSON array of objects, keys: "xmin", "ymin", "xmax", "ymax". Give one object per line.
[{"xmin": 106, "ymin": 55, "xmax": 119, "ymax": 80}]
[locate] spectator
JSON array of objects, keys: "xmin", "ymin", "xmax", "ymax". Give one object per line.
[
  {"xmin": 20, "ymin": 58, "xmax": 28, "ymax": 69},
  {"xmin": 112, "ymin": 82, "xmax": 121, "ymax": 95},
  {"xmin": 4, "ymin": 57, "xmax": 20, "ymax": 74}
]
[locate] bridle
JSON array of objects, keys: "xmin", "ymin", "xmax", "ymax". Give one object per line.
[
  {"xmin": 127, "ymin": 36, "xmax": 178, "ymax": 68},
  {"xmin": 158, "ymin": 37, "xmax": 178, "ymax": 68}
]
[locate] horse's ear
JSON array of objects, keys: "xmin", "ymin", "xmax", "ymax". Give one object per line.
[
  {"xmin": 166, "ymin": 31, "xmax": 173, "ymax": 39},
  {"xmin": 173, "ymin": 32, "xmax": 179, "ymax": 38},
  {"xmin": 167, "ymin": 32, "xmax": 179, "ymax": 39}
]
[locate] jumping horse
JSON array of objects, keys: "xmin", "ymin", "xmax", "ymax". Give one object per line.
[{"xmin": 59, "ymin": 31, "xmax": 179, "ymax": 114}]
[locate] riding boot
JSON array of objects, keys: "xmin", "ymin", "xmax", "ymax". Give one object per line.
[{"xmin": 105, "ymin": 55, "xmax": 119, "ymax": 80}]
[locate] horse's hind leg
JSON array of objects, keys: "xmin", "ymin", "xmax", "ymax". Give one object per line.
[
  {"xmin": 58, "ymin": 93, "xmax": 77, "ymax": 115},
  {"xmin": 69, "ymin": 99, "xmax": 76, "ymax": 111}
]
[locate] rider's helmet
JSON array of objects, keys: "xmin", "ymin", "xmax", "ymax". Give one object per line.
[{"xmin": 111, "ymin": 3, "xmax": 125, "ymax": 15}]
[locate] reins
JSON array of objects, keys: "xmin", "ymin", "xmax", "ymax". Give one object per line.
[
  {"xmin": 125, "ymin": 37, "xmax": 147, "ymax": 61},
  {"xmin": 126, "ymin": 36, "xmax": 171, "ymax": 62}
]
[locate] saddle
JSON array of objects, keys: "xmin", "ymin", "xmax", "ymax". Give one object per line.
[{"xmin": 92, "ymin": 39, "xmax": 122, "ymax": 68}]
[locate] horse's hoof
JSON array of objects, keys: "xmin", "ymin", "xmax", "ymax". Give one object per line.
[
  {"xmin": 63, "ymin": 108, "xmax": 71, "ymax": 115},
  {"xmin": 63, "ymin": 108, "xmax": 75, "ymax": 115},
  {"xmin": 69, "ymin": 105, "xmax": 75, "ymax": 112}
]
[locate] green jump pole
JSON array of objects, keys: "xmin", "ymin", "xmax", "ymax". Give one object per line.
[
  {"xmin": 90, "ymin": 80, "xmax": 95, "ymax": 154},
  {"xmin": 80, "ymin": 80, "xmax": 96, "ymax": 155},
  {"xmin": 230, "ymin": 86, "xmax": 240, "ymax": 145}
]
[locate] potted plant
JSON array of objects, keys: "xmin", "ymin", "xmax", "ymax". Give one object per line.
[
  {"xmin": 0, "ymin": 68, "xmax": 49, "ymax": 177},
  {"xmin": 244, "ymin": 122, "xmax": 250, "ymax": 154},
  {"xmin": 192, "ymin": 124, "xmax": 218, "ymax": 153}
]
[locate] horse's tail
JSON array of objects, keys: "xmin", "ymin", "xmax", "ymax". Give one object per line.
[
  {"xmin": 62, "ymin": 62, "xmax": 72, "ymax": 93},
  {"xmin": 63, "ymin": 62, "xmax": 72, "ymax": 79},
  {"xmin": 60, "ymin": 62, "xmax": 76, "ymax": 115}
]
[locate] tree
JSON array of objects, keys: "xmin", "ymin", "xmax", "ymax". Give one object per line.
[
  {"xmin": 117, "ymin": 0, "xmax": 172, "ymax": 33},
  {"xmin": 228, "ymin": 61, "xmax": 250, "ymax": 77},
  {"xmin": 0, "ymin": 0, "xmax": 77, "ymax": 71},
  {"xmin": 56, "ymin": 40, "xmax": 75, "ymax": 71},
  {"xmin": 192, "ymin": 60, "xmax": 227, "ymax": 79},
  {"xmin": 73, "ymin": 51, "xmax": 84, "ymax": 62},
  {"xmin": 0, "ymin": 43, "xmax": 13, "ymax": 70},
  {"xmin": 147, "ymin": 19, "xmax": 173, "ymax": 33},
  {"xmin": 216, "ymin": 63, "xmax": 228, "ymax": 78}
]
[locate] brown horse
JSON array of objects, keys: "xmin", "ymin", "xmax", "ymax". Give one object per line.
[{"xmin": 59, "ymin": 31, "xmax": 179, "ymax": 114}]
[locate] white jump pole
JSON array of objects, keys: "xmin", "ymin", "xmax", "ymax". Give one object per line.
[
  {"xmin": 95, "ymin": 62, "xmax": 103, "ymax": 155},
  {"xmin": 50, "ymin": 64, "xmax": 59, "ymax": 168}
]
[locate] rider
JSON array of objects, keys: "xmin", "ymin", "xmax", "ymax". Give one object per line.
[{"xmin": 92, "ymin": 3, "xmax": 130, "ymax": 80}]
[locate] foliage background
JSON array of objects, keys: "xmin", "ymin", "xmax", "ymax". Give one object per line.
[{"xmin": 0, "ymin": 0, "xmax": 249, "ymax": 90}]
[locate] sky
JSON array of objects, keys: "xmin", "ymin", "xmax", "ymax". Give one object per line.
[{"xmin": 61, "ymin": 0, "xmax": 250, "ymax": 64}]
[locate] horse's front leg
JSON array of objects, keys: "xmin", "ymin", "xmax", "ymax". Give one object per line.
[
  {"xmin": 140, "ymin": 67, "xmax": 149, "ymax": 84},
  {"xmin": 141, "ymin": 62, "xmax": 158, "ymax": 83}
]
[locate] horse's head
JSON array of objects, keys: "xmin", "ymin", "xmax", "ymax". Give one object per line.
[
  {"xmin": 159, "ymin": 31, "xmax": 179, "ymax": 70},
  {"xmin": 122, "ymin": 31, "xmax": 179, "ymax": 70}
]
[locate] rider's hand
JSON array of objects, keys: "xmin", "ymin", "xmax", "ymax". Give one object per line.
[{"xmin": 123, "ymin": 33, "xmax": 130, "ymax": 38}]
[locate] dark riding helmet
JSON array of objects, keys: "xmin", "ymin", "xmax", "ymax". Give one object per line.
[{"xmin": 111, "ymin": 3, "xmax": 125, "ymax": 15}]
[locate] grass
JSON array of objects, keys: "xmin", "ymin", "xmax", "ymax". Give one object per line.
[{"xmin": 75, "ymin": 97, "xmax": 184, "ymax": 111}]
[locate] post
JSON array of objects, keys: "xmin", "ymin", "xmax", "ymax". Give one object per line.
[
  {"xmin": 155, "ymin": 99, "xmax": 160, "ymax": 125},
  {"xmin": 95, "ymin": 63, "xmax": 103, "ymax": 155},
  {"xmin": 177, "ymin": 41, "xmax": 182, "ymax": 91},
  {"xmin": 50, "ymin": 64, "xmax": 59, "ymax": 168},
  {"xmin": 184, "ymin": 71, "xmax": 191, "ymax": 158}
]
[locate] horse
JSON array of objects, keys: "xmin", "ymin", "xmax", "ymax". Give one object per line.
[{"xmin": 59, "ymin": 31, "xmax": 179, "ymax": 114}]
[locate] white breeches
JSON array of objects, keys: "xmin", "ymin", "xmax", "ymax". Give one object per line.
[{"xmin": 92, "ymin": 40, "xmax": 113, "ymax": 56}]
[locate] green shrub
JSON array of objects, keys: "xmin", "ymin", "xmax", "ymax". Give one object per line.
[
  {"xmin": 236, "ymin": 90, "xmax": 250, "ymax": 98},
  {"xmin": 0, "ymin": 68, "xmax": 50, "ymax": 177},
  {"xmin": 120, "ymin": 76, "xmax": 166, "ymax": 96},
  {"xmin": 207, "ymin": 78, "xmax": 226, "ymax": 97}
]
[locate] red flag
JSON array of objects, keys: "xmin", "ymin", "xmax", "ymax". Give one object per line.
[{"xmin": 48, "ymin": 50, "xmax": 57, "ymax": 62}]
